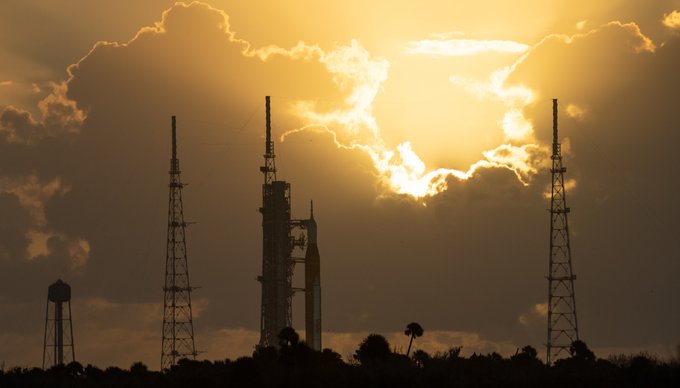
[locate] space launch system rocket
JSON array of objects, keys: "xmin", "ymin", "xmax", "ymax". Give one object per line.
[{"xmin": 304, "ymin": 201, "xmax": 322, "ymax": 351}]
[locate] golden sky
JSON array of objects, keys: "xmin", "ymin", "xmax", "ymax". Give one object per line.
[{"xmin": 1, "ymin": 0, "xmax": 679, "ymax": 369}]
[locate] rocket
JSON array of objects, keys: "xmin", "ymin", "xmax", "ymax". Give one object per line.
[{"xmin": 305, "ymin": 201, "xmax": 322, "ymax": 351}]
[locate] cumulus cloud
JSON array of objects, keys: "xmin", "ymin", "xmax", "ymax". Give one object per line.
[
  {"xmin": 0, "ymin": 175, "xmax": 69, "ymax": 226},
  {"xmin": 288, "ymin": 37, "xmax": 548, "ymax": 198},
  {"xmin": 565, "ymin": 103, "xmax": 587, "ymax": 120},
  {"xmin": 663, "ymin": 10, "xmax": 680, "ymax": 29},
  {"xmin": 0, "ymin": 82, "xmax": 85, "ymax": 144},
  {"xmin": 518, "ymin": 303, "xmax": 548, "ymax": 326},
  {"xmin": 0, "ymin": 175, "xmax": 89, "ymax": 268}
]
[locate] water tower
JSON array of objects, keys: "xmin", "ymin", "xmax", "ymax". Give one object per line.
[{"xmin": 42, "ymin": 279, "xmax": 75, "ymax": 368}]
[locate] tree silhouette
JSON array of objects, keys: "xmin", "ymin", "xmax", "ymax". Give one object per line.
[
  {"xmin": 354, "ymin": 334, "xmax": 391, "ymax": 365},
  {"xmin": 129, "ymin": 361, "xmax": 148, "ymax": 375},
  {"xmin": 2, "ymin": 337, "xmax": 679, "ymax": 387},
  {"xmin": 412, "ymin": 349, "xmax": 430, "ymax": 367},
  {"xmin": 569, "ymin": 340, "xmax": 595, "ymax": 362},
  {"xmin": 278, "ymin": 326, "xmax": 300, "ymax": 348},
  {"xmin": 404, "ymin": 322, "xmax": 424, "ymax": 357},
  {"xmin": 510, "ymin": 345, "xmax": 540, "ymax": 363}
]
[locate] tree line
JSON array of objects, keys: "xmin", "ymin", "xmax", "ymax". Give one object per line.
[{"xmin": 1, "ymin": 325, "xmax": 678, "ymax": 387}]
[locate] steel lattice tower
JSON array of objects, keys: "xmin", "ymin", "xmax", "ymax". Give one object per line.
[
  {"xmin": 258, "ymin": 96, "xmax": 296, "ymax": 348},
  {"xmin": 546, "ymin": 99, "xmax": 579, "ymax": 364},
  {"xmin": 161, "ymin": 116, "xmax": 198, "ymax": 370}
]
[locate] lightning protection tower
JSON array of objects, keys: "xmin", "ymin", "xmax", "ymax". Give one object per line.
[
  {"xmin": 43, "ymin": 279, "xmax": 75, "ymax": 369},
  {"xmin": 546, "ymin": 99, "xmax": 579, "ymax": 364},
  {"xmin": 161, "ymin": 116, "xmax": 198, "ymax": 370}
]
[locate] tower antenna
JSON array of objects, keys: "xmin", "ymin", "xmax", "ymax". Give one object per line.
[
  {"xmin": 161, "ymin": 116, "xmax": 198, "ymax": 370},
  {"xmin": 546, "ymin": 99, "xmax": 580, "ymax": 364}
]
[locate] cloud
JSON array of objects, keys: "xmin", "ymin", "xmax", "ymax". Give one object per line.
[
  {"xmin": 287, "ymin": 39, "xmax": 548, "ymax": 198},
  {"xmin": 66, "ymin": 238, "xmax": 90, "ymax": 270},
  {"xmin": 0, "ymin": 175, "xmax": 89, "ymax": 268},
  {"xmin": 663, "ymin": 10, "xmax": 680, "ymax": 30},
  {"xmin": 404, "ymin": 37, "xmax": 530, "ymax": 56},
  {"xmin": 0, "ymin": 82, "xmax": 85, "ymax": 144},
  {"xmin": 565, "ymin": 103, "xmax": 587, "ymax": 120},
  {"xmin": 25, "ymin": 229, "xmax": 54, "ymax": 260},
  {"xmin": 518, "ymin": 303, "xmax": 548, "ymax": 326},
  {"xmin": 542, "ymin": 178, "xmax": 577, "ymax": 199},
  {"xmin": 450, "ymin": 65, "xmax": 537, "ymax": 143},
  {"xmin": 0, "ymin": 175, "xmax": 69, "ymax": 226},
  {"xmin": 0, "ymin": 1, "xmax": 549, "ymax": 202}
]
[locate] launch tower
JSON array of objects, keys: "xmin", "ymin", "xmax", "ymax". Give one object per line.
[
  {"xmin": 546, "ymin": 99, "xmax": 580, "ymax": 364},
  {"xmin": 161, "ymin": 116, "xmax": 198, "ymax": 370},
  {"xmin": 258, "ymin": 96, "xmax": 321, "ymax": 349}
]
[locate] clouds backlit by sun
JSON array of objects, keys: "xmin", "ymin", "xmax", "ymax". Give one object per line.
[
  {"xmin": 280, "ymin": 36, "xmax": 545, "ymax": 199},
  {"xmin": 1, "ymin": 2, "xmax": 666, "ymax": 203},
  {"xmin": 404, "ymin": 36, "xmax": 530, "ymax": 56},
  {"xmin": 1, "ymin": 1, "xmax": 648, "ymax": 201},
  {"xmin": 663, "ymin": 10, "xmax": 680, "ymax": 30}
]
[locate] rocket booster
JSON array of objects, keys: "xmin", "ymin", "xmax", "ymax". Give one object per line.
[{"xmin": 304, "ymin": 201, "xmax": 321, "ymax": 351}]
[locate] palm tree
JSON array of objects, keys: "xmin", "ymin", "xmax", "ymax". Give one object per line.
[{"xmin": 404, "ymin": 322, "xmax": 424, "ymax": 357}]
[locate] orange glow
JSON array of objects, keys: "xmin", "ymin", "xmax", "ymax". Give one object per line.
[
  {"xmin": 404, "ymin": 37, "xmax": 529, "ymax": 56},
  {"xmin": 280, "ymin": 38, "xmax": 545, "ymax": 199}
]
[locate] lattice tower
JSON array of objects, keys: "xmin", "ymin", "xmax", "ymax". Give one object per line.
[
  {"xmin": 161, "ymin": 116, "xmax": 198, "ymax": 370},
  {"xmin": 546, "ymin": 99, "xmax": 580, "ymax": 364}
]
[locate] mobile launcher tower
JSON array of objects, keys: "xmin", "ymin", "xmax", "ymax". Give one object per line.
[{"xmin": 258, "ymin": 96, "xmax": 322, "ymax": 350}]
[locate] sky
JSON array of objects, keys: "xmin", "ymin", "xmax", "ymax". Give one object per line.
[{"xmin": 1, "ymin": 0, "xmax": 679, "ymax": 369}]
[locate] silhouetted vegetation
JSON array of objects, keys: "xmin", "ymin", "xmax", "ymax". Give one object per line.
[
  {"xmin": 1, "ymin": 332, "xmax": 678, "ymax": 387},
  {"xmin": 404, "ymin": 322, "xmax": 424, "ymax": 357}
]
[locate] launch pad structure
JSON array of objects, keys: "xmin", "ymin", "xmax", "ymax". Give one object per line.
[{"xmin": 258, "ymin": 96, "xmax": 322, "ymax": 350}]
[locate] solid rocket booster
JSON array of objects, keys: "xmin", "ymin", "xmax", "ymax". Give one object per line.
[{"xmin": 305, "ymin": 201, "xmax": 322, "ymax": 351}]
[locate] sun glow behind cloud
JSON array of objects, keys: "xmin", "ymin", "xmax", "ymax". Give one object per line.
[
  {"xmin": 279, "ymin": 38, "xmax": 546, "ymax": 199},
  {"xmin": 404, "ymin": 37, "xmax": 530, "ymax": 56},
  {"xmin": 4, "ymin": 0, "xmax": 549, "ymax": 201}
]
